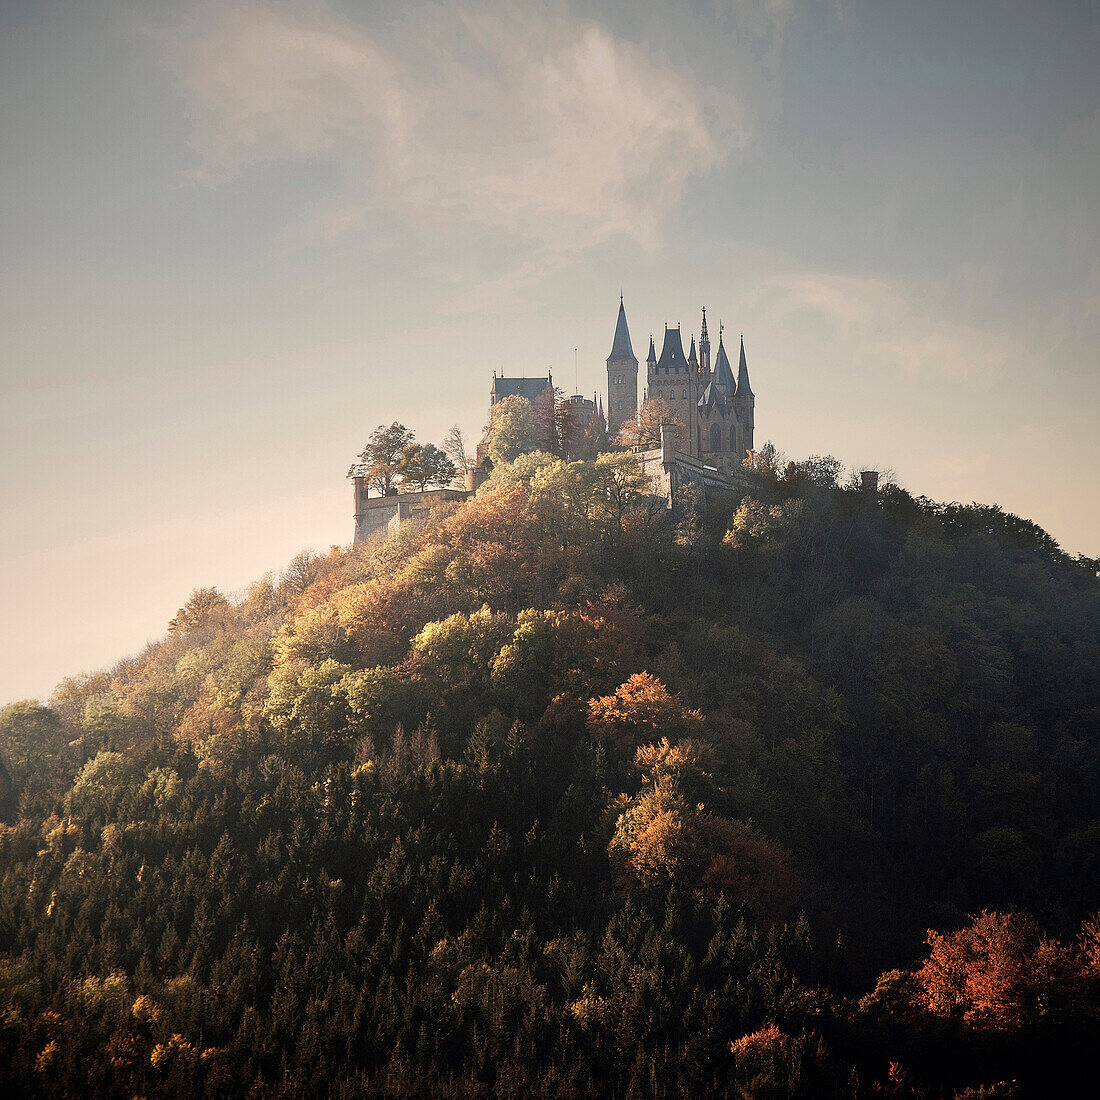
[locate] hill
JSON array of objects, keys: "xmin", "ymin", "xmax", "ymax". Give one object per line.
[{"xmin": 1, "ymin": 449, "xmax": 1098, "ymax": 1098}]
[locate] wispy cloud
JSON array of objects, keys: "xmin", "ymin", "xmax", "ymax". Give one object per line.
[
  {"xmin": 157, "ymin": 1, "xmax": 748, "ymax": 250},
  {"xmin": 753, "ymin": 269, "xmax": 1024, "ymax": 381}
]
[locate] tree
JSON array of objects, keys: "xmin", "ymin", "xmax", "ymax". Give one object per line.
[
  {"xmin": 531, "ymin": 386, "xmax": 565, "ymax": 456},
  {"xmin": 484, "ymin": 396, "xmax": 539, "ymax": 466},
  {"xmin": 168, "ymin": 588, "xmax": 230, "ymax": 636},
  {"xmin": 0, "ymin": 701, "xmax": 66, "ymax": 792},
  {"xmin": 614, "ymin": 396, "xmax": 685, "ymax": 450},
  {"xmin": 359, "ymin": 422, "xmax": 415, "ymax": 495},
  {"xmin": 64, "ymin": 750, "xmax": 139, "ymax": 823},
  {"xmin": 586, "ymin": 673, "xmax": 704, "ymax": 754},
  {"xmin": 444, "ymin": 424, "xmax": 475, "ymax": 474},
  {"xmin": 592, "ymin": 452, "xmax": 654, "ymax": 541},
  {"xmin": 396, "ymin": 443, "xmax": 457, "ymax": 492}
]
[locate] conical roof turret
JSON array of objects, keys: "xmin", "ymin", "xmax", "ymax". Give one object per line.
[
  {"xmin": 688, "ymin": 336, "xmax": 698, "ymax": 366},
  {"xmin": 607, "ymin": 296, "xmax": 637, "ymax": 362},
  {"xmin": 647, "ymin": 336, "xmax": 657, "ymax": 364},
  {"xmin": 736, "ymin": 335, "xmax": 753, "ymax": 397},
  {"xmin": 712, "ymin": 330, "xmax": 735, "ymax": 396}
]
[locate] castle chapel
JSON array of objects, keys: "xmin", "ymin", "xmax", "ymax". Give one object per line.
[{"xmin": 605, "ymin": 298, "xmax": 755, "ymax": 476}]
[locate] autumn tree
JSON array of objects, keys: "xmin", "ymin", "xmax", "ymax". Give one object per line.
[
  {"xmin": 587, "ymin": 673, "xmax": 704, "ymax": 754},
  {"xmin": 359, "ymin": 422, "xmax": 415, "ymax": 495},
  {"xmin": 168, "ymin": 587, "xmax": 230, "ymax": 636},
  {"xmin": 913, "ymin": 910, "xmax": 1097, "ymax": 1032},
  {"xmin": 614, "ymin": 396, "xmax": 685, "ymax": 450}
]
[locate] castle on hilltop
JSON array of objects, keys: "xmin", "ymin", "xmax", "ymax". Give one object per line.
[
  {"xmin": 349, "ymin": 295, "xmax": 757, "ymax": 543},
  {"xmin": 606, "ymin": 297, "xmax": 755, "ymax": 476}
]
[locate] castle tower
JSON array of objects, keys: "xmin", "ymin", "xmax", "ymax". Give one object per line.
[
  {"xmin": 736, "ymin": 335, "xmax": 754, "ymax": 454},
  {"xmin": 651, "ymin": 325, "xmax": 695, "ymax": 457},
  {"xmin": 605, "ymin": 295, "xmax": 639, "ymax": 440},
  {"xmin": 685, "ymin": 335, "xmax": 699, "ymax": 451}
]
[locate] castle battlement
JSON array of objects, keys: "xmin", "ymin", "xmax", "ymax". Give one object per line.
[{"xmin": 352, "ymin": 485, "xmax": 470, "ymax": 544}]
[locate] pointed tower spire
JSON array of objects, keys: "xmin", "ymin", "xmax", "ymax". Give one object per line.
[
  {"xmin": 606, "ymin": 295, "xmax": 639, "ymax": 440},
  {"xmin": 737, "ymin": 334, "xmax": 753, "ymax": 396},
  {"xmin": 688, "ymin": 335, "xmax": 698, "ymax": 366},
  {"xmin": 608, "ymin": 297, "xmax": 635, "ymax": 361},
  {"xmin": 647, "ymin": 336, "xmax": 656, "ymax": 364}
]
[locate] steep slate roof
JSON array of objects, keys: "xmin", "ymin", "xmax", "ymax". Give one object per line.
[
  {"xmin": 647, "ymin": 336, "xmax": 657, "ymax": 363},
  {"xmin": 736, "ymin": 336, "xmax": 753, "ymax": 396},
  {"xmin": 607, "ymin": 299, "xmax": 637, "ymax": 362},
  {"xmin": 712, "ymin": 336, "xmax": 736, "ymax": 395},
  {"xmin": 491, "ymin": 376, "xmax": 552, "ymax": 404},
  {"xmin": 656, "ymin": 326, "xmax": 688, "ymax": 371},
  {"xmin": 697, "ymin": 381, "xmax": 725, "ymax": 410},
  {"xmin": 688, "ymin": 336, "xmax": 698, "ymax": 366}
]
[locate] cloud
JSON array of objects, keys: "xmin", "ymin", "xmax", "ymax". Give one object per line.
[
  {"xmin": 159, "ymin": 1, "xmax": 745, "ymax": 250},
  {"xmin": 753, "ymin": 269, "xmax": 1024, "ymax": 382}
]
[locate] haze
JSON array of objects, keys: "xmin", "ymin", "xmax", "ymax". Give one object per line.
[{"xmin": 2, "ymin": 0, "xmax": 1097, "ymax": 705}]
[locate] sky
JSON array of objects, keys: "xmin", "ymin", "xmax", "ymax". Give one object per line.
[{"xmin": 2, "ymin": 0, "xmax": 1098, "ymax": 705}]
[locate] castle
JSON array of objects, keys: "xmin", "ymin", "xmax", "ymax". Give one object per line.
[
  {"xmin": 349, "ymin": 296, "xmax": 757, "ymax": 542},
  {"xmin": 606, "ymin": 297, "xmax": 754, "ymax": 475}
]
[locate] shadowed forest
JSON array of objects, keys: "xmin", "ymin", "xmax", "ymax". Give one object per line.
[{"xmin": 1, "ymin": 447, "xmax": 1098, "ymax": 1098}]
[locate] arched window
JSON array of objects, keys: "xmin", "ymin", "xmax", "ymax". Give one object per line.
[
  {"xmin": 682, "ymin": 389, "xmax": 687, "ymax": 400},
  {"xmin": 658, "ymin": 389, "xmax": 663, "ymax": 399},
  {"xmin": 710, "ymin": 424, "xmax": 721, "ymax": 451},
  {"xmin": 730, "ymin": 426, "xmax": 737, "ymax": 452}
]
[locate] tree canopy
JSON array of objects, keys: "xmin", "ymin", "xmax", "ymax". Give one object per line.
[{"xmin": 0, "ymin": 452, "xmax": 1097, "ymax": 1098}]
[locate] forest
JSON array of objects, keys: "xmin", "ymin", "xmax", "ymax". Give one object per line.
[{"xmin": 1, "ymin": 437, "xmax": 1098, "ymax": 1098}]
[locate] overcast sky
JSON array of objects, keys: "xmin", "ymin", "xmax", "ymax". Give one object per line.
[{"xmin": 2, "ymin": 0, "xmax": 1098, "ymax": 704}]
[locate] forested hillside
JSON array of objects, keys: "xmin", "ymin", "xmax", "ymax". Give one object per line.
[{"xmin": 2, "ymin": 449, "xmax": 1098, "ymax": 1098}]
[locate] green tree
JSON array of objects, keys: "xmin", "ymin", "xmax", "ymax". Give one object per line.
[
  {"xmin": 396, "ymin": 443, "xmax": 457, "ymax": 492},
  {"xmin": 0, "ymin": 701, "xmax": 66, "ymax": 794},
  {"xmin": 64, "ymin": 750, "xmax": 139, "ymax": 823},
  {"xmin": 359, "ymin": 422, "xmax": 415, "ymax": 495},
  {"xmin": 484, "ymin": 396, "xmax": 539, "ymax": 465}
]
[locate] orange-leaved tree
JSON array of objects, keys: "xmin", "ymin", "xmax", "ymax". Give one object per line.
[{"xmin": 587, "ymin": 673, "xmax": 703, "ymax": 754}]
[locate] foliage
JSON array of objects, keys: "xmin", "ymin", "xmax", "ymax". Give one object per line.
[
  {"xmin": 358, "ymin": 421, "xmax": 415, "ymax": 495},
  {"xmin": 0, "ymin": 454, "xmax": 1097, "ymax": 1097},
  {"xmin": 396, "ymin": 442, "xmax": 457, "ymax": 491},
  {"xmin": 484, "ymin": 395, "xmax": 539, "ymax": 466},
  {"xmin": 614, "ymin": 395, "xmax": 686, "ymax": 449}
]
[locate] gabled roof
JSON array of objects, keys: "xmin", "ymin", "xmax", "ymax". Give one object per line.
[
  {"xmin": 607, "ymin": 298, "xmax": 637, "ymax": 363},
  {"xmin": 736, "ymin": 335, "xmax": 753, "ymax": 396},
  {"xmin": 712, "ymin": 336, "xmax": 736, "ymax": 395},
  {"xmin": 656, "ymin": 326, "xmax": 688, "ymax": 371},
  {"xmin": 491, "ymin": 376, "xmax": 552, "ymax": 404}
]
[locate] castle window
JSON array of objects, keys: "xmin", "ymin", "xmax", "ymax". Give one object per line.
[
  {"xmin": 682, "ymin": 389, "xmax": 687, "ymax": 400},
  {"xmin": 710, "ymin": 424, "xmax": 721, "ymax": 451},
  {"xmin": 657, "ymin": 389, "xmax": 663, "ymax": 399}
]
